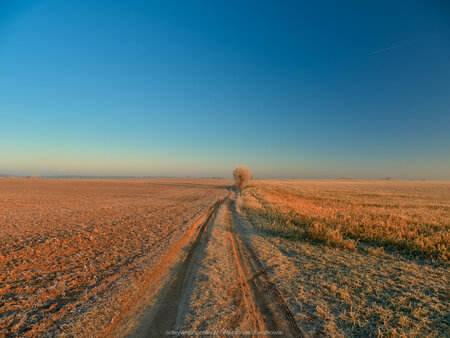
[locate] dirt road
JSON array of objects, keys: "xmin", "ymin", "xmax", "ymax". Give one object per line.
[{"xmin": 117, "ymin": 190, "xmax": 302, "ymax": 337}]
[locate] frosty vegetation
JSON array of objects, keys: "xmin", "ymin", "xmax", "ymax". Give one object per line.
[{"xmin": 233, "ymin": 167, "xmax": 251, "ymax": 190}]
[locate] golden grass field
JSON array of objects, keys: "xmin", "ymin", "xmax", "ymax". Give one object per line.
[
  {"xmin": 0, "ymin": 178, "xmax": 228, "ymax": 336},
  {"xmin": 239, "ymin": 180, "xmax": 449, "ymax": 336},
  {"xmin": 241, "ymin": 180, "xmax": 449, "ymax": 261}
]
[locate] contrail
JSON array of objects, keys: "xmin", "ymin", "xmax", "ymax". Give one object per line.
[{"xmin": 371, "ymin": 41, "xmax": 412, "ymax": 55}]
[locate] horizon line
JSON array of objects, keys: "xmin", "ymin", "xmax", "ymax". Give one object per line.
[{"xmin": 0, "ymin": 174, "xmax": 444, "ymax": 181}]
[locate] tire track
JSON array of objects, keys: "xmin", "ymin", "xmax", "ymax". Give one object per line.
[
  {"xmin": 145, "ymin": 193, "xmax": 228, "ymax": 336},
  {"xmin": 224, "ymin": 198, "xmax": 278, "ymax": 334},
  {"xmin": 225, "ymin": 193, "xmax": 305, "ymax": 337},
  {"xmin": 123, "ymin": 192, "xmax": 229, "ymax": 337},
  {"xmin": 126, "ymin": 190, "xmax": 303, "ymax": 337}
]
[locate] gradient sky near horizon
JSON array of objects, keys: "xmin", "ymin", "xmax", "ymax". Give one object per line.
[{"xmin": 1, "ymin": 1, "xmax": 449, "ymax": 179}]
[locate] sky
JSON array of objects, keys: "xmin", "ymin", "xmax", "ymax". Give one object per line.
[{"xmin": 1, "ymin": 0, "xmax": 449, "ymax": 179}]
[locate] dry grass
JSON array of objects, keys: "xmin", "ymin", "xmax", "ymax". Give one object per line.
[
  {"xmin": 0, "ymin": 178, "xmax": 229, "ymax": 336},
  {"xmin": 241, "ymin": 180, "xmax": 449, "ymax": 261},
  {"xmin": 237, "ymin": 180, "xmax": 449, "ymax": 336}
]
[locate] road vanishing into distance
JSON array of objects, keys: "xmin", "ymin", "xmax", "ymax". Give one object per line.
[{"xmin": 111, "ymin": 189, "xmax": 303, "ymax": 337}]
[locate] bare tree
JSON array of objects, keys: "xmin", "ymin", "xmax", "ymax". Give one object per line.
[{"xmin": 233, "ymin": 167, "xmax": 251, "ymax": 190}]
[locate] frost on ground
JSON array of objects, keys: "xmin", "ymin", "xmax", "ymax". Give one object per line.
[
  {"xmin": 0, "ymin": 178, "xmax": 229, "ymax": 336},
  {"xmin": 238, "ymin": 180, "xmax": 449, "ymax": 336},
  {"xmin": 182, "ymin": 201, "xmax": 240, "ymax": 331},
  {"xmin": 3, "ymin": 178, "xmax": 447, "ymax": 337}
]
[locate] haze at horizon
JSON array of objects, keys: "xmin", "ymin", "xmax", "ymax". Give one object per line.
[{"xmin": 1, "ymin": 1, "xmax": 449, "ymax": 179}]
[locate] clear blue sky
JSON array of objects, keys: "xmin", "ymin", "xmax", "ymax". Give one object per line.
[{"xmin": 1, "ymin": 0, "xmax": 449, "ymax": 179}]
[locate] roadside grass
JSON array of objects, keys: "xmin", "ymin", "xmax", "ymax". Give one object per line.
[
  {"xmin": 240, "ymin": 180, "xmax": 449, "ymax": 261},
  {"xmin": 256, "ymin": 235, "xmax": 449, "ymax": 337},
  {"xmin": 237, "ymin": 180, "xmax": 449, "ymax": 336}
]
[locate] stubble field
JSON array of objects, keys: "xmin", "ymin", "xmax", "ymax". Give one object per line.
[
  {"xmin": 238, "ymin": 180, "xmax": 449, "ymax": 336},
  {"xmin": 0, "ymin": 178, "xmax": 229, "ymax": 336}
]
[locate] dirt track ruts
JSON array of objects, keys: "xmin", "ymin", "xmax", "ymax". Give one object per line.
[
  {"xmin": 225, "ymin": 194, "xmax": 304, "ymax": 337},
  {"xmin": 127, "ymin": 190, "xmax": 303, "ymax": 337}
]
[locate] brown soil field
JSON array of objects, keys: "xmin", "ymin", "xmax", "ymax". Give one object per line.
[{"xmin": 0, "ymin": 178, "xmax": 229, "ymax": 336}]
